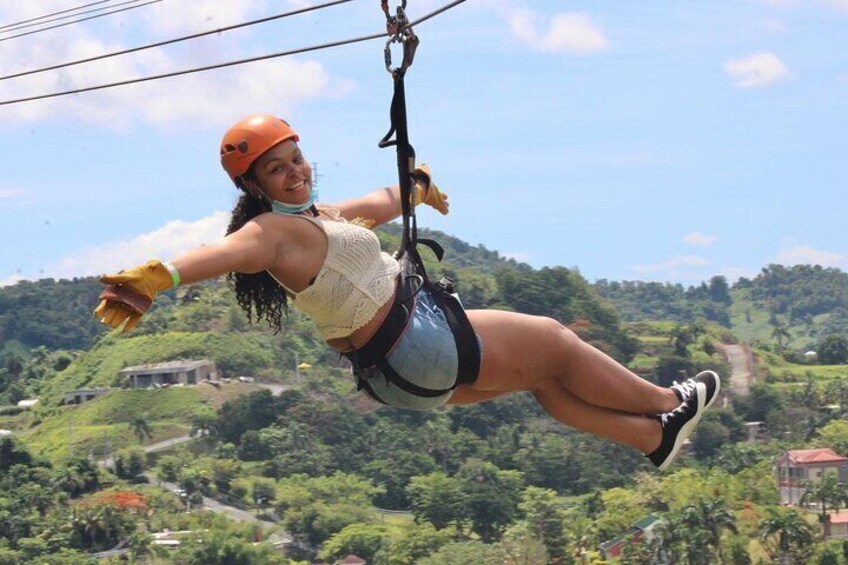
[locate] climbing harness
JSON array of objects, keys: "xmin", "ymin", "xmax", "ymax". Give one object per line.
[{"xmin": 344, "ymin": 1, "xmax": 481, "ymax": 406}]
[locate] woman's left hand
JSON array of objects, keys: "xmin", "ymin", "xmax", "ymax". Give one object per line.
[{"xmin": 413, "ymin": 164, "xmax": 450, "ymax": 215}]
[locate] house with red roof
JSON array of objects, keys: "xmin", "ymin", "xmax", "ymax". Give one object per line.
[
  {"xmin": 334, "ymin": 556, "xmax": 367, "ymax": 565},
  {"xmin": 827, "ymin": 511, "xmax": 848, "ymax": 539},
  {"xmin": 776, "ymin": 448, "xmax": 848, "ymax": 505}
]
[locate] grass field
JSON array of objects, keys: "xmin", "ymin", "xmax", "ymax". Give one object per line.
[
  {"xmin": 754, "ymin": 349, "xmax": 848, "ymax": 383},
  {"xmin": 21, "ymin": 383, "xmax": 259, "ymax": 461}
]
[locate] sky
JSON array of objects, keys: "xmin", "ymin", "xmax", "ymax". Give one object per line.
[{"xmin": 0, "ymin": 0, "xmax": 846, "ymax": 288}]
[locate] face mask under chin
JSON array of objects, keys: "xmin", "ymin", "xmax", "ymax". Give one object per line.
[{"xmin": 270, "ymin": 187, "xmax": 319, "ymax": 215}]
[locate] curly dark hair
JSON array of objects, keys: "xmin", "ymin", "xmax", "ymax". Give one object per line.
[{"xmin": 226, "ymin": 186, "xmax": 289, "ymax": 332}]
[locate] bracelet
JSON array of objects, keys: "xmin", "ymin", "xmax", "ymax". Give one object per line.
[{"xmin": 163, "ymin": 261, "xmax": 181, "ymax": 287}]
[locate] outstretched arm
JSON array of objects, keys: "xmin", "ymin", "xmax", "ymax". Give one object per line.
[
  {"xmin": 95, "ymin": 220, "xmax": 279, "ymax": 331},
  {"xmin": 330, "ymin": 165, "xmax": 450, "ymax": 227},
  {"xmin": 331, "ymin": 184, "xmax": 404, "ymax": 227}
]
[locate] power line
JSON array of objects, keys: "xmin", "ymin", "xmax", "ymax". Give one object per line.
[
  {"xmin": 0, "ymin": 0, "xmax": 468, "ymax": 107},
  {"xmin": 0, "ymin": 0, "xmax": 355, "ymax": 82},
  {"xmin": 0, "ymin": 0, "xmax": 162, "ymax": 44},
  {"xmin": 0, "ymin": 32, "xmax": 384, "ymax": 107},
  {"xmin": 1, "ymin": 0, "xmax": 146, "ymax": 34},
  {"xmin": 0, "ymin": 0, "xmax": 115, "ymax": 31}
]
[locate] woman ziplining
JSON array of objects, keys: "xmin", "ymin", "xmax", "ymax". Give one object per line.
[{"xmin": 93, "ymin": 2, "xmax": 720, "ymax": 471}]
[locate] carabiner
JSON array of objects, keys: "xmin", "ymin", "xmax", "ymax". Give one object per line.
[{"xmin": 384, "ymin": 31, "xmax": 418, "ymax": 75}]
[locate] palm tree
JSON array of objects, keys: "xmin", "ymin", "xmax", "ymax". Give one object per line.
[
  {"xmin": 128, "ymin": 416, "xmax": 153, "ymax": 444},
  {"xmin": 759, "ymin": 507, "xmax": 815, "ymax": 564},
  {"xmin": 771, "ymin": 323, "xmax": 791, "ymax": 352},
  {"xmin": 52, "ymin": 466, "xmax": 83, "ymax": 497},
  {"xmin": 679, "ymin": 497, "xmax": 738, "ymax": 561},
  {"xmin": 800, "ymin": 471, "xmax": 848, "ymax": 539}
]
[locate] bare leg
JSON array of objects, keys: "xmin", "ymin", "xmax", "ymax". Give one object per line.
[
  {"xmin": 532, "ymin": 378, "xmax": 661, "ymax": 453},
  {"xmin": 449, "ymin": 377, "xmax": 662, "ymax": 453},
  {"xmin": 465, "ymin": 310, "xmax": 679, "ymax": 415}
]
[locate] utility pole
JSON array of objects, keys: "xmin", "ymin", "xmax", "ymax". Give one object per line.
[
  {"xmin": 311, "ymin": 162, "xmax": 321, "ymax": 187},
  {"xmin": 67, "ymin": 415, "xmax": 73, "ymax": 459}
]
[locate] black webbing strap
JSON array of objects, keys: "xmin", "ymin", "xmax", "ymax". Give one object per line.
[
  {"xmin": 429, "ymin": 285, "xmax": 480, "ymax": 386},
  {"xmin": 379, "ymin": 71, "xmax": 418, "ymax": 263},
  {"xmin": 345, "ymin": 3, "xmax": 479, "ymax": 402}
]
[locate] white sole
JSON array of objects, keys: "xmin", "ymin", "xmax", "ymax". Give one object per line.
[{"xmin": 658, "ymin": 382, "xmax": 707, "ymax": 471}]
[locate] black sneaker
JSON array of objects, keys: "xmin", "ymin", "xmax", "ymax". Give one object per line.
[
  {"xmin": 670, "ymin": 371, "xmax": 721, "ymax": 409},
  {"xmin": 648, "ymin": 371, "xmax": 720, "ymax": 471}
]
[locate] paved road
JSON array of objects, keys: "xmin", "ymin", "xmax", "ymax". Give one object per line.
[
  {"xmin": 255, "ymin": 383, "xmax": 293, "ymax": 396},
  {"xmin": 147, "ymin": 475, "xmax": 276, "ymax": 528},
  {"xmin": 723, "ymin": 344, "xmax": 754, "ymax": 398},
  {"xmin": 98, "ymin": 434, "xmax": 194, "ymax": 469}
]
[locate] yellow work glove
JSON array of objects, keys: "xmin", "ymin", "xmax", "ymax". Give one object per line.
[
  {"xmin": 93, "ymin": 260, "xmax": 176, "ymax": 332},
  {"xmin": 412, "ymin": 163, "xmax": 449, "ymax": 215}
]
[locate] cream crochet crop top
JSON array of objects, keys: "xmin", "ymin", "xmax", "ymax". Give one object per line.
[{"xmin": 270, "ymin": 216, "xmax": 400, "ymax": 340}]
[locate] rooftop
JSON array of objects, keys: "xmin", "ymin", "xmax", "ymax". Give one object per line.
[
  {"xmin": 120, "ymin": 359, "xmax": 213, "ymax": 374},
  {"xmin": 787, "ymin": 448, "xmax": 848, "ymax": 464}
]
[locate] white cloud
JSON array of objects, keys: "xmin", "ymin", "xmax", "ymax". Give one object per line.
[
  {"xmin": 0, "ymin": 274, "xmax": 24, "ymax": 288},
  {"xmin": 725, "ymin": 52, "xmax": 790, "ymax": 88},
  {"xmin": 761, "ymin": 0, "xmax": 848, "ymax": 11},
  {"xmin": 0, "ymin": 188, "xmax": 23, "ymax": 200},
  {"xmin": 0, "ymin": 1, "xmax": 346, "ymax": 128},
  {"xmin": 509, "ymin": 10, "xmax": 608, "ymax": 54},
  {"xmin": 503, "ymin": 250, "xmax": 533, "ymax": 263},
  {"xmin": 50, "ymin": 211, "xmax": 231, "ymax": 279},
  {"xmin": 719, "ymin": 266, "xmax": 759, "ymax": 282},
  {"xmin": 631, "ymin": 255, "xmax": 712, "ymax": 278},
  {"xmin": 683, "ymin": 231, "xmax": 718, "ymax": 247},
  {"xmin": 774, "ymin": 245, "xmax": 848, "ymax": 269}
]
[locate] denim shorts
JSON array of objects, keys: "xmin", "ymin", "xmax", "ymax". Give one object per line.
[{"xmin": 356, "ymin": 289, "xmax": 466, "ymax": 410}]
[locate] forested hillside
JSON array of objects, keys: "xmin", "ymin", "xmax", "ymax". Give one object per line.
[{"xmin": 2, "ymin": 228, "xmax": 848, "ymax": 564}]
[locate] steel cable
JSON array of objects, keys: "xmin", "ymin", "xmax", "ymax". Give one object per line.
[
  {"xmin": 0, "ymin": 0, "xmax": 115, "ymax": 31},
  {"xmin": 1, "ymin": 0, "xmax": 146, "ymax": 34},
  {"xmin": 0, "ymin": 0, "xmax": 354, "ymax": 82},
  {"xmin": 0, "ymin": 0, "xmax": 162, "ymax": 44},
  {"xmin": 0, "ymin": 0, "xmax": 468, "ymax": 107}
]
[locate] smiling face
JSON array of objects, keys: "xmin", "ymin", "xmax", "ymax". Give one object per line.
[{"xmin": 251, "ymin": 139, "xmax": 312, "ymax": 205}]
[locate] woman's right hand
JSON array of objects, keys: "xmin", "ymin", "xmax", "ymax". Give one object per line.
[{"xmin": 94, "ymin": 260, "xmax": 175, "ymax": 332}]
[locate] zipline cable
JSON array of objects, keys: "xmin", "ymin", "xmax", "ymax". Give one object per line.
[
  {"xmin": 0, "ymin": 0, "xmax": 468, "ymax": 107},
  {"xmin": 0, "ymin": 0, "xmax": 115, "ymax": 31},
  {"xmin": 0, "ymin": 0, "xmax": 162, "ymax": 44},
  {"xmin": 0, "ymin": 0, "xmax": 146, "ymax": 34},
  {"xmin": 0, "ymin": 0, "xmax": 354, "ymax": 82}
]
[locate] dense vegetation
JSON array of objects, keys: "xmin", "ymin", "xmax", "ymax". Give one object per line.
[{"xmin": 1, "ymin": 225, "xmax": 847, "ymax": 563}]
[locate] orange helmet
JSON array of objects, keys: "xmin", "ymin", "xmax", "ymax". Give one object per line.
[{"xmin": 220, "ymin": 114, "xmax": 299, "ymax": 183}]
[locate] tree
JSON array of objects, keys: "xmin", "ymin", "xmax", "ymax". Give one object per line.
[
  {"xmin": 113, "ymin": 448, "xmax": 146, "ymax": 479},
  {"xmin": 457, "ymin": 459, "xmax": 524, "ymax": 542},
  {"xmin": 175, "ymin": 529, "xmax": 286, "ymax": 565},
  {"xmin": 128, "ymin": 416, "xmax": 153, "ymax": 444},
  {"xmin": 678, "ymin": 497, "xmax": 737, "ymax": 562},
  {"xmin": 518, "ymin": 486, "xmax": 569, "ymax": 565},
  {"xmin": 318, "ymin": 523, "xmax": 388, "ymax": 564},
  {"xmin": 818, "ymin": 335, "xmax": 848, "ymax": 365},
  {"xmin": 653, "ymin": 355, "xmax": 695, "ymax": 388},
  {"xmin": 406, "ymin": 471, "xmax": 468, "ymax": 530},
  {"xmin": 670, "ymin": 325, "xmax": 696, "ymax": 357},
  {"xmin": 379, "ymin": 522, "xmax": 453, "ymax": 565},
  {"xmin": 691, "ymin": 419, "xmax": 730, "ymax": 460},
  {"xmin": 759, "ymin": 507, "xmax": 815, "ymax": 564},
  {"xmin": 708, "ymin": 276, "xmax": 732, "ymax": 304},
  {"xmin": 252, "ymin": 478, "xmax": 276, "ymax": 516},
  {"xmin": 771, "ymin": 322, "xmax": 791, "ymax": 352},
  {"xmin": 800, "ymin": 471, "xmax": 848, "ymax": 539}
]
